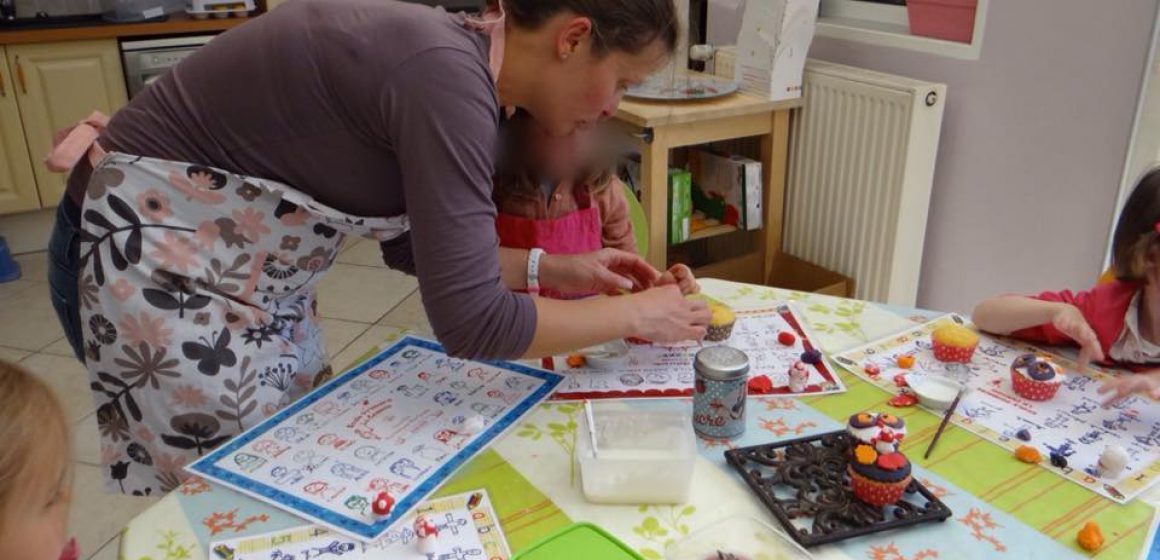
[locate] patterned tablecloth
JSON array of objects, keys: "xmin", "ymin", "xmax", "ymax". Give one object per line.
[{"xmin": 120, "ymin": 279, "xmax": 1160, "ymax": 560}]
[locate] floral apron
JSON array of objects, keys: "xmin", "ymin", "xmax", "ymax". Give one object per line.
[
  {"xmin": 55, "ymin": 9, "xmax": 507, "ymax": 496},
  {"xmin": 77, "ymin": 153, "xmax": 408, "ymax": 494},
  {"xmin": 495, "ymin": 184, "xmax": 603, "ymax": 299}
]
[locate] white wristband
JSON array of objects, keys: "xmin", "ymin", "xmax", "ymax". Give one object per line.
[{"xmin": 527, "ymin": 248, "xmax": 545, "ymax": 296}]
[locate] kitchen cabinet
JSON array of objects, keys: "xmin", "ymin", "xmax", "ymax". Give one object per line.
[
  {"xmin": 0, "ymin": 48, "xmax": 39, "ymax": 214},
  {"xmin": 266, "ymin": 0, "xmax": 288, "ymax": 9},
  {"xmin": 7, "ymin": 39, "xmax": 127, "ymax": 207}
]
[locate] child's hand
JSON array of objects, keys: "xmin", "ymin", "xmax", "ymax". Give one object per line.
[
  {"xmin": 1097, "ymin": 372, "xmax": 1160, "ymax": 407},
  {"xmin": 658, "ymin": 264, "xmax": 700, "ymax": 295},
  {"xmin": 1051, "ymin": 304, "xmax": 1104, "ymax": 371}
]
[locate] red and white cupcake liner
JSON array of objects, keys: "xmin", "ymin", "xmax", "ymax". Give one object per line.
[
  {"xmin": 848, "ymin": 466, "xmax": 912, "ymax": 507},
  {"xmin": 1010, "ymin": 369, "xmax": 1061, "ymax": 401},
  {"xmin": 932, "ymin": 340, "xmax": 975, "ymax": 363}
]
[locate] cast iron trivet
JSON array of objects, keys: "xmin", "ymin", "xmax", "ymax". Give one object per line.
[{"xmin": 724, "ymin": 429, "xmax": 952, "ymax": 548}]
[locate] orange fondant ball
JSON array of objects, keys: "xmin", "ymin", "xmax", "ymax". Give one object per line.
[
  {"xmin": 1014, "ymin": 445, "xmax": 1042, "ymax": 464},
  {"xmin": 1077, "ymin": 521, "xmax": 1104, "ymax": 551}
]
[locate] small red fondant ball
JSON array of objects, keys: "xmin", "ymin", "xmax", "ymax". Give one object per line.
[
  {"xmin": 372, "ymin": 491, "xmax": 394, "ymax": 515},
  {"xmin": 747, "ymin": 375, "xmax": 774, "ymax": 394},
  {"xmin": 777, "ymin": 331, "xmax": 797, "ymax": 346}
]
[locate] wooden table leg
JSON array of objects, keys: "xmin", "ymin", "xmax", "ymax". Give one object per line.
[
  {"xmin": 761, "ymin": 110, "xmax": 791, "ymax": 284},
  {"xmin": 640, "ymin": 129, "xmax": 670, "ymax": 271}
]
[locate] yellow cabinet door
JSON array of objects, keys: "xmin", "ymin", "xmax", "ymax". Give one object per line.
[
  {"xmin": 8, "ymin": 39, "xmax": 128, "ymax": 208},
  {"xmin": 0, "ymin": 48, "xmax": 40, "ymax": 214}
]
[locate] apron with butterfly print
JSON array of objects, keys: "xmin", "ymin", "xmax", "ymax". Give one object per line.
[{"xmin": 64, "ymin": 7, "xmax": 507, "ymax": 496}]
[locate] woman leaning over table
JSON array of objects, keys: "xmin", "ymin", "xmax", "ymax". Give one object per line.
[{"xmin": 44, "ymin": 0, "xmax": 709, "ymax": 495}]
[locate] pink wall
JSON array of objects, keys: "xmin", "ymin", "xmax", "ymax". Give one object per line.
[{"xmin": 809, "ymin": 0, "xmax": 1157, "ymax": 313}]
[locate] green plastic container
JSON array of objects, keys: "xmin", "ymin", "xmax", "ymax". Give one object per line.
[{"xmin": 513, "ymin": 522, "xmax": 645, "ymax": 560}]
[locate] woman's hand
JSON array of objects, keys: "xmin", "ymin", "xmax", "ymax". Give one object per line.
[
  {"xmin": 628, "ymin": 285, "xmax": 711, "ymax": 343},
  {"xmin": 658, "ymin": 264, "xmax": 700, "ymax": 295},
  {"xmin": 1098, "ymin": 372, "xmax": 1160, "ymax": 407},
  {"xmin": 1051, "ymin": 304, "xmax": 1104, "ymax": 371},
  {"xmin": 540, "ymin": 248, "xmax": 661, "ymax": 293}
]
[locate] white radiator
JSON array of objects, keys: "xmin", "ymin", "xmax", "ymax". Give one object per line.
[{"xmin": 783, "ymin": 59, "xmax": 946, "ymax": 306}]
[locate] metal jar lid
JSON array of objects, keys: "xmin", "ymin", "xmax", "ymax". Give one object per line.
[{"xmin": 694, "ymin": 346, "xmax": 750, "ymax": 381}]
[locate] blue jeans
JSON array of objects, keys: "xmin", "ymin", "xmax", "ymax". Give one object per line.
[{"xmin": 48, "ymin": 195, "xmax": 84, "ymax": 362}]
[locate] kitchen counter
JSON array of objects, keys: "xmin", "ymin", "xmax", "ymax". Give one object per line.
[{"xmin": 0, "ymin": 12, "xmax": 253, "ymax": 45}]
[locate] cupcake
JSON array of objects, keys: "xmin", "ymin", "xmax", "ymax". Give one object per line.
[
  {"xmin": 1010, "ymin": 353, "xmax": 1063, "ymax": 401},
  {"xmin": 705, "ymin": 303, "xmax": 736, "ymax": 342},
  {"xmin": 847, "ymin": 412, "xmax": 912, "ymax": 507},
  {"xmin": 931, "ymin": 324, "xmax": 979, "ymax": 363}
]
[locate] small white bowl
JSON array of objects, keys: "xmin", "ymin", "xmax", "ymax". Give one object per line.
[
  {"xmin": 580, "ymin": 339, "xmax": 631, "ymax": 370},
  {"xmin": 907, "ymin": 374, "xmax": 965, "ymax": 411}
]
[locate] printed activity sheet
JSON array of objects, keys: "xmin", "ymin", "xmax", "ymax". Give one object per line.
[
  {"xmin": 550, "ymin": 304, "xmax": 846, "ymax": 400},
  {"xmin": 208, "ymin": 489, "xmax": 510, "ymax": 560},
  {"xmin": 187, "ymin": 336, "xmax": 562, "ymax": 541},
  {"xmin": 832, "ymin": 315, "xmax": 1160, "ymax": 504}
]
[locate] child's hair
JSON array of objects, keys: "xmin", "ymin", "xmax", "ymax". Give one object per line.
[
  {"xmin": 1113, "ymin": 167, "xmax": 1160, "ymax": 281},
  {"xmin": 493, "ymin": 109, "xmax": 618, "ymax": 202},
  {"xmin": 0, "ymin": 361, "xmax": 70, "ymax": 529}
]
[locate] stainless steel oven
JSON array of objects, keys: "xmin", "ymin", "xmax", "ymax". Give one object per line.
[{"xmin": 121, "ymin": 34, "xmax": 215, "ymax": 98}]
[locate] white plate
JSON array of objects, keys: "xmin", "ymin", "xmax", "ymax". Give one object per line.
[{"xmin": 625, "ymin": 74, "xmax": 740, "ymax": 101}]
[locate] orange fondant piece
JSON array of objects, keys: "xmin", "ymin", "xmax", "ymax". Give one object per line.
[
  {"xmin": 1014, "ymin": 445, "xmax": 1042, "ymax": 463},
  {"xmin": 897, "ymin": 355, "xmax": 916, "ymax": 369},
  {"xmin": 854, "ymin": 444, "xmax": 878, "ymax": 465},
  {"xmin": 566, "ymin": 354, "xmax": 587, "ymax": 368},
  {"xmin": 1077, "ymin": 521, "xmax": 1104, "ymax": 551}
]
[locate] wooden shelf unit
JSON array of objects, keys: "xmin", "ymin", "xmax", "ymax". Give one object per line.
[{"xmin": 614, "ymin": 91, "xmax": 802, "ymax": 285}]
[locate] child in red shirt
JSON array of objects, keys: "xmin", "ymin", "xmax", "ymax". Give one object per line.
[
  {"xmin": 973, "ymin": 168, "xmax": 1160, "ymax": 405},
  {"xmin": 493, "ymin": 110, "xmax": 697, "ymax": 297}
]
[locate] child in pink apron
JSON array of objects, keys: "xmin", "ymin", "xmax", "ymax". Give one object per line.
[{"xmin": 493, "ymin": 110, "xmax": 698, "ymax": 298}]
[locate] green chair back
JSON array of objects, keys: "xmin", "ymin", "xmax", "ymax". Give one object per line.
[{"xmin": 622, "ymin": 181, "xmax": 649, "ymax": 259}]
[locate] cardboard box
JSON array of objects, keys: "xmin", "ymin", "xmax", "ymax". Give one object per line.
[
  {"xmin": 669, "ymin": 169, "xmax": 692, "ymax": 245},
  {"xmin": 736, "ymin": 0, "xmax": 819, "ymax": 101},
  {"xmin": 688, "ymin": 150, "xmax": 763, "ymax": 231},
  {"xmin": 767, "ymin": 252, "xmax": 854, "ymax": 298}
]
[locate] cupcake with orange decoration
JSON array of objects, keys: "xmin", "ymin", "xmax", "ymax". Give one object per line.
[{"xmin": 847, "ymin": 412, "xmax": 912, "ymax": 507}]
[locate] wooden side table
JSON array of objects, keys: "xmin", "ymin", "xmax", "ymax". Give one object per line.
[{"xmin": 614, "ymin": 92, "xmax": 802, "ymax": 285}]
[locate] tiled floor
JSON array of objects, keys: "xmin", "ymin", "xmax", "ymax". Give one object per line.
[{"xmin": 0, "ymin": 239, "xmax": 430, "ymax": 559}]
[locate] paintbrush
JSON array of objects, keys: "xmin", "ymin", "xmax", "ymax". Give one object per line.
[{"xmin": 923, "ymin": 387, "xmax": 965, "ymax": 460}]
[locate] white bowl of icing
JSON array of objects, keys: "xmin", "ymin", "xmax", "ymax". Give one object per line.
[{"xmin": 907, "ymin": 374, "xmax": 965, "ymax": 411}]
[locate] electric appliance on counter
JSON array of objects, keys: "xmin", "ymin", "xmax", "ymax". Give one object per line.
[
  {"xmin": 121, "ymin": 34, "xmax": 215, "ymax": 97},
  {"xmin": 1, "ymin": 0, "xmax": 104, "ymax": 26},
  {"xmin": 185, "ymin": 0, "xmax": 254, "ymax": 19},
  {"xmin": 105, "ymin": 0, "xmax": 184, "ymax": 22}
]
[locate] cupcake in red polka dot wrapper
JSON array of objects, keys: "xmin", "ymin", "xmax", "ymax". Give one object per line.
[
  {"xmin": 847, "ymin": 411, "xmax": 912, "ymax": 507},
  {"xmin": 930, "ymin": 323, "xmax": 979, "ymax": 363},
  {"xmin": 1010, "ymin": 353, "xmax": 1064, "ymax": 401}
]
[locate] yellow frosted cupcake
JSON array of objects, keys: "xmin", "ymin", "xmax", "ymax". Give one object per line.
[
  {"xmin": 705, "ymin": 304, "xmax": 736, "ymax": 342},
  {"xmin": 931, "ymin": 323, "xmax": 978, "ymax": 363}
]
